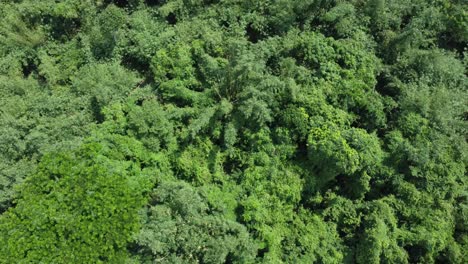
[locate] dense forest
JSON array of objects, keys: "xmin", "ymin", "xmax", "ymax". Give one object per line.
[{"xmin": 0, "ymin": 0, "xmax": 466, "ymax": 263}]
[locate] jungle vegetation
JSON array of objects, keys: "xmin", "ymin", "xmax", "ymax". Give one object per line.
[{"xmin": 0, "ymin": 0, "xmax": 467, "ymax": 263}]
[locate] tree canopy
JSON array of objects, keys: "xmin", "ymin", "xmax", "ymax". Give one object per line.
[{"xmin": 0, "ymin": 0, "xmax": 466, "ymax": 263}]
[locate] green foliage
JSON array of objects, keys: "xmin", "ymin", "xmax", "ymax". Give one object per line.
[
  {"xmin": 308, "ymin": 124, "xmax": 360, "ymax": 181},
  {"xmin": 0, "ymin": 134, "xmax": 157, "ymax": 263},
  {"xmin": 0, "ymin": 0, "xmax": 466, "ymax": 263},
  {"xmin": 72, "ymin": 62, "xmax": 140, "ymax": 122},
  {"xmin": 0, "ymin": 76, "xmax": 94, "ymax": 211},
  {"xmin": 131, "ymin": 181, "xmax": 256, "ymax": 264}
]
